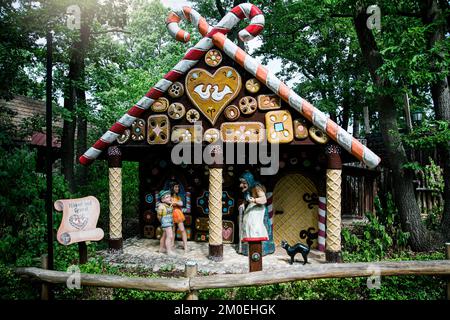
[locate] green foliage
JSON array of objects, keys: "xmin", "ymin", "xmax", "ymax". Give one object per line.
[
  {"xmin": 342, "ymin": 194, "xmax": 410, "ymax": 262},
  {"xmin": 404, "ymin": 121, "xmax": 450, "ymax": 150}
]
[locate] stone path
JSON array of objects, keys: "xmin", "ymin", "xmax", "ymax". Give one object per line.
[{"xmin": 99, "ymin": 237, "xmax": 325, "ymax": 275}]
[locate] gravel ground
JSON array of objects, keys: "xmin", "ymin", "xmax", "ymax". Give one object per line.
[{"xmin": 99, "ymin": 237, "xmax": 325, "ymax": 275}]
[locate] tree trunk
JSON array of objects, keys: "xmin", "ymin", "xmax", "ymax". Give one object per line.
[
  {"xmin": 354, "ymin": 10, "xmax": 431, "ymax": 251},
  {"xmin": 353, "ymin": 112, "xmax": 361, "ymax": 139},
  {"xmin": 75, "ymin": 16, "xmax": 91, "ymax": 189},
  {"xmin": 61, "ymin": 62, "xmax": 76, "ymax": 193},
  {"xmin": 420, "ymin": 0, "xmax": 450, "ymax": 241}
]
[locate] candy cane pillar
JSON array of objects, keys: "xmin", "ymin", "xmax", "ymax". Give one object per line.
[
  {"xmin": 108, "ymin": 146, "xmax": 123, "ymax": 251},
  {"xmin": 208, "ymin": 150, "xmax": 223, "ymax": 261},
  {"xmin": 325, "ymin": 144, "xmax": 342, "ymax": 262}
]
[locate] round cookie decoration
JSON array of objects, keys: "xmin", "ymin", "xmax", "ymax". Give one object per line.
[
  {"xmin": 239, "ymin": 96, "xmax": 257, "ymax": 115},
  {"xmin": 186, "ymin": 109, "xmax": 200, "ymax": 123},
  {"xmin": 205, "ymin": 49, "xmax": 223, "ymax": 67},
  {"xmin": 294, "ymin": 119, "xmax": 309, "ymax": 140},
  {"xmin": 168, "ymin": 102, "xmax": 186, "ymax": 120},
  {"xmin": 204, "ymin": 128, "xmax": 220, "ymax": 143},
  {"xmin": 224, "ymin": 105, "xmax": 240, "ymax": 121},
  {"xmin": 185, "ymin": 67, "xmax": 242, "ymax": 125},
  {"xmin": 309, "ymin": 126, "xmax": 329, "ymax": 144},
  {"xmin": 245, "ymin": 78, "xmax": 261, "ymax": 93},
  {"xmin": 117, "ymin": 129, "xmax": 131, "ymax": 144},
  {"xmin": 151, "ymin": 97, "xmax": 169, "ymax": 112},
  {"xmin": 168, "ymin": 81, "xmax": 184, "ymax": 98}
]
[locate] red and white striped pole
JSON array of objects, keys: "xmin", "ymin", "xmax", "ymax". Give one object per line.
[{"xmin": 318, "ymin": 196, "xmax": 327, "ymax": 252}]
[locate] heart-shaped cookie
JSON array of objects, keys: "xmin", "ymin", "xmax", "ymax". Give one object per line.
[
  {"xmin": 186, "ymin": 67, "xmax": 242, "ymax": 125},
  {"xmin": 222, "ymin": 226, "xmax": 233, "ymax": 240}
]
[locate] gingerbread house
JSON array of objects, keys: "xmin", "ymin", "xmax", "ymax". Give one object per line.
[{"xmin": 79, "ymin": 3, "xmax": 380, "ymax": 262}]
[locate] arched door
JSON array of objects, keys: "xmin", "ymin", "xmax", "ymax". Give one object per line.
[{"xmin": 272, "ymin": 173, "xmax": 318, "ymax": 247}]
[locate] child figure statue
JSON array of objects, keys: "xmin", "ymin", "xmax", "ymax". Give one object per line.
[
  {"xmin": 171, "ymin": 183, "xmax": 188, "ymax": 252},
  {"xmin": 157, "ymin": 190, "xmax": 175, "ymax": 256},
  {"xmin": 239, "ymin": 171, "xmax": 275, "ymax": 256}
]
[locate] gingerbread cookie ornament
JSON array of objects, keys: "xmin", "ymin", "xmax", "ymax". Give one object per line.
[{"xmin": 186, "ymin": 67, "xmax": 241, "ymax": 125}]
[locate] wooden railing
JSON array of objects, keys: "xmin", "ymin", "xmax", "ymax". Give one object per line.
[{"xmin": 16, "ymin": 245, "xmax": 450, "ymax": 300}]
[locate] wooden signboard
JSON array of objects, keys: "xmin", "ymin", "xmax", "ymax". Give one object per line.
[{"xmin": 54, "ymin": 196, "xmax": 104, "ymax": 246}]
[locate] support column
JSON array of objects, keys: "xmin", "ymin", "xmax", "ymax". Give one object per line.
[
  {"xmin": 325, "ymin": 144, "xmax": 342, "ymax": 262},
  {"xmin": 208, "ymin": 146, "xmax": 223, "ymax": 261},
  {"xmin": 108, "ymin": 146, "xmax": 123, "ymax": 251}
]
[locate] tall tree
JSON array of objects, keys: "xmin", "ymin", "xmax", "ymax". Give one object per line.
[
  {"xmin": 353, "ymin": 6, "xmax": 431, "ymax": 251},
  {"xmin": 420, "ymin": 0, "xmax": 450, "ymax": 240}
]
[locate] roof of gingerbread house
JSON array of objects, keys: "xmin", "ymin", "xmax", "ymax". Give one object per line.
[{"xmin": 79, "ymin": 3, "xmax": 381, "ymax": 169}]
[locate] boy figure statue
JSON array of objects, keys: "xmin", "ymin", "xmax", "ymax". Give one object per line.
[
  {"xmin": 157, "ymin": 190, "xmax": 175, "ymax": 256},
  {"xmin": 239, "ymin": 171, "xmax": 275, "ymax": 256}
]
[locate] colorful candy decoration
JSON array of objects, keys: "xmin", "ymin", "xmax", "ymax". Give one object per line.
[
  {"xmin": 196, "ymin": 190, "xmax": 235, "ymax": 215},
  {"xmin": 205, "ymin": 49, "xmax": 223, "ymax": 67},
  {"xmin": 238, "ymin": 96, "xmax": 257, "ymax": 115},
  {"xmin": 245, "ymin": 78, "xmax": 261, "ymax": 93},
  {"xmin": 168, "ymin": 102, "xmax": 186, "ymax": 120},
  {"xmin": 171, "ymin": 125, "xmax": 202, "ymax": 143},
  {"xmin": 222, "ymin": 220, "xmax": 234, "ymax": 243},
  {"xmin": 294, "ymin": 118, "xmax": 309, "ymax": 140},
  {"xmin": 168, "ymin": 81, "xmax": 184, "ymax": 98},
  {"xmin": 155, "ymin": 226, "xmax": 162, "ymax": 239},
  {"xmin": 186, "ymin": 109, "xmax": 200, "ymax": 123},
  {"xmin": 147, "ymin": 115, "xmax": 170, "ymax": 145},
  {"xmin": 204, "ymin": 128, "xmax": 221, "ymax": 143},
  {"xmin": 221, "ymin": 122, "xmax": 264, "ymax": 143},
  {"xmin": 116, "ymin": 129, "xmax": 131, "ymax": 144},
  {"xmin": 258, "ymin": 94, "xmax": 281, "ymax": 110},
  {"xmin": 318, "ymin": 196, "xmax": 326, "ymax": 252},
  {"xmin": 143, "ymin": 225, "xmax": 155, "ymax": 238},
  {"xmin": 195, "ymin": 217, "xmax": 209, "ymax": 231},
  {"xmin": 186, "ymin": 67, "xmax": 242, "ymax": 125},
  {"xmin": 144, "ymin": 193, "xmax": 154, "ymax": 204},
  {"xmin": 143, "ymin": 210, "xmax": 156, "ymax": 224},
  {"xmin": 184, "ymin": 191, "xmax": 191, "ymax": 214},
  {"xmin": 151, "ymin": 97, "xmax": 169, "ymax": 112},
  {"xmin": 195, "ymin": 232, "xmax": 209, "ymax": 242},
  {"xmin": 224, "ymin": 105, "xmax": 240, "ymax": 121},
  {"xmin": 265, "ymin": 110, "xmax": 294, "ymax": 144},
  {"xmin": 131, "ymin": 119, "xmax": 146, "ymax": 141},
  {"xmin": 309, "ymin": 126, "xmax": 329, "ymax": 144},
  {"xmin": 176, "ymin": 227, "xmax": 192, "ymax": 240},
  {"xmin": 184, "ymin": 214, "xmax": 192, "ymax": 226}
]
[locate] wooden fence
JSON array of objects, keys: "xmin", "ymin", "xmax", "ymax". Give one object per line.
[{"xmin": 16, "ymin": 244, "xmax": 450, "ymax": 300}]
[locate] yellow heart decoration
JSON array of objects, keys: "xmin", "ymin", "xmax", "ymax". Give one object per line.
[{"xmin": 185, "ymin": 67, "xmax": 242, "ymax": 125}]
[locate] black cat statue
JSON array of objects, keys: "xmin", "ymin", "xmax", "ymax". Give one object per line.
[{"xmin": 281, "ymin": 240, "xmax": 310, "ymax": 265}]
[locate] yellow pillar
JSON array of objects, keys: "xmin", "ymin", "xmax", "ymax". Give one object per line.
[
  {"xmin": 108, "ymin": 146, "xmax": 123, "ymax": 251},
  {"xmin": 208, "ymin": 166, "xmax": 223, "ymax": 261},
  {"xmin": 325, "ymin": 144, "xmax": 342, "ymax": 262}
]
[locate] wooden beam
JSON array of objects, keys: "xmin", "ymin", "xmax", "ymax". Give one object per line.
[
  {"xmin": 16, "ymin": 267, "xmax": 189, "ymax": 292},
  {"xmin": 190, "ymin": 260, "xmax": 450, "ymax": 290},
  {"xmin": 16, "ymin": 260, "xmax": 450, "ymax": 293}
]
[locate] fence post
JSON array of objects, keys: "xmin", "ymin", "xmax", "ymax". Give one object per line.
[
  {"xmin": 41, "ymin": 254, "xmax": 49, "ymax": 300},
  {"xmin": 446, "ymin": 243, "xmax": 450, "ymax": 300},
  {"xmin": 185, "ymin": 261, "xmax": 198, "ymax": 300}
]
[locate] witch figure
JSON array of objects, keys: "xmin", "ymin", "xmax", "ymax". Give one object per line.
[{"xmin": 238, "ymin": 170, "xmax": 275, "ymax": 256}]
